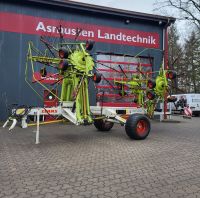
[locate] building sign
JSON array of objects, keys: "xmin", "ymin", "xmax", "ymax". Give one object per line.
[{"xmin": 0, "ymin": 12, "xmax": 160, "ymax": 48}]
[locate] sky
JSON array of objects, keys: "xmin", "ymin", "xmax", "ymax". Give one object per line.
[
  {"xmin": 70, "ymin": 0, "xmax": 156, "ymax": 14},
  {"xmin": 70, "ymin": 0, "xmax": 191, "ymax": 41}
]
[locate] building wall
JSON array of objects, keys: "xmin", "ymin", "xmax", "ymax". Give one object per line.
[{"xmin": 0, "ymin": 0, "xmax": 165, "ymax": 120}]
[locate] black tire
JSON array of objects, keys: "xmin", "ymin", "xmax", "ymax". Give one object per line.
[
  {"xmin": 58, "ymin": 48, "xmax": 69, "ymax": 59},
  {"xmin": 146, "ymin": 90, "xmax": 156, "ymax": 100},
  {"xmin": 125, "ymin": 114, "xmax": 151, "ymax": 140},
  {"xmin": 86, "ymin": 40, "xmax": 94, "ymax": 51},
  {"xmin": 93, "ymin": 72, "xmax": 101, "ymax": 83},
  {"xmin": 166, "ymin": 71, "xmax": 177, "ymax": 80},
  {"xmin": 133, "ymin": 98, "xmax": 138, "ymax": 103},
  {"xmin": 147, "ymin": 79, "xmax": 156, "ymax": 89},
  {"xmin": 59, "ymin": 60, "xmax": 69, "ymax": 71},
  {"xmin": 94, "ymin": 119, "xmax": 114, "ymax": 131},
  {"xmin": 193, "ymin": 112, "xmax": 200, "ymax": 117}
]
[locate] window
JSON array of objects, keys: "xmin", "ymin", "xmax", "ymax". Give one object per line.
[{"xmin": 192, "ymin": 99, "xmax": 200, "ymax": 103}]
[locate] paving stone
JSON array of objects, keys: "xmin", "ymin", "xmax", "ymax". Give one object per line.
[{"xmin": 1, "ymin": 116, "xmax": 200, "ymax": 197}]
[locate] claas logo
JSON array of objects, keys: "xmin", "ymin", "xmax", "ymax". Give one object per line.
[{"xmin": 42, "ymin": 109, "xmax": 58, "ymax": 113}]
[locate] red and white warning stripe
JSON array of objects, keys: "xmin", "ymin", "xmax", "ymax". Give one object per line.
[{"xmin": 184, "ymin": 107, "xmax": 192, "ymax": 116}]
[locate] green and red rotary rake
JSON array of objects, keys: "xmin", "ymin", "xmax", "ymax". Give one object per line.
[
  {"xmin": 114, "ymin": 66, "xmax": 177, "ymax": 119},
  {"xmin": 3, "ymin": 37, "xmax": 177, "ymax": 142}
]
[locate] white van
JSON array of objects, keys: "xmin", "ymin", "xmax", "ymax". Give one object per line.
[{"xmin": 171, "ymin": 94, "xmax": 200, "ymax": 116}]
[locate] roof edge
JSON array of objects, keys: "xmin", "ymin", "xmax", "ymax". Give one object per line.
[{"xmin": 26, "ymin": 0, "xmax": 176, "ymax": 25}]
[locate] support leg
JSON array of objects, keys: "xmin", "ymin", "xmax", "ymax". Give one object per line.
[{"xmin": 35, "ymin": 110, "xmax": 40, "ymax": 144}]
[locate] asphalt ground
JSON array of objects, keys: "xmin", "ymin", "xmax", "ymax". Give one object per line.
[{"xmin": 0, "ymin": 116, "xmax": 200, "ymax": 198}]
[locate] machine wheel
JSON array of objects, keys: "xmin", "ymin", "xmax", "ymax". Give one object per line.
[
  {"xmin": 166, "ymin": 71, "xmax": 177, "ymax": 80},
  {"xmin": 147, "ymin": 79, "xmax": 156, "ymax": 89},
  {"xmin": 94, "ymin": 119, "xmax": 114, "ymax": 131},
  {"xmin": 59, "ymin": 60, "xmax": 69, "ymax": 71},
  {"xmin": 193, "ymin": 112, "xmax": 200, "ymax": 117},
  {"xmin": 86, "ymin": 40, "xmax": 94, "ymax": 51},
  {"xmin": 125, "ymin": 114, "xmax": 151, "ymax": 140},
  {"xmin": 58, "ymin": 48, "xmax": 69, "ymax": 58},
  {"xmin": 146, "ymin": 90, "xmax": 156, "ymax": 100},
  {"xmin": 93, "ymin": 72, "xmax": 101, "ymax": 83}
]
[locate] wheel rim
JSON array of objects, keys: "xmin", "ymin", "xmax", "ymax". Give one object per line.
[
  {"xmin": 148, "ymin": 81, "xmax": 153, "ymax": 89},
  {"xmin": 59, "ymin": 50, "xmax": 65, "ymax": 58},
  {"xmin": 147, "ymin": 92, "xmax": 153, "ymax": 100},
  {"xmin": 169, "ymin": 73, "xmax": 173, "ymax": 79},
  {"xmin": 93, "ymin": 74, "xmax": 97, "ymax": 81},
  {"xmin": 136, "ymin": 120, "xmax": 148, "ymax": 136},
  {"xmin": 166, "ymin": 72, "xmax": 174, "ymax": 79}
]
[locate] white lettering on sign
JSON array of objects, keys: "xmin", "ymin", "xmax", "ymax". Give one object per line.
[
  {"xmin": 36, "ymin": 21, "xmax": 157, "ymax": 46},
  {"xmin": 36, "ymin": 22, "xmax": 94, "ymax": 37},
  {"xmin": 97, "ymin": 30, "xmax": 156, "ymax": 44}
]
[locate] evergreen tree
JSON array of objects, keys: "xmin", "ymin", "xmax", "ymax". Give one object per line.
[
  {"xmin": 184, "ymin": 31, "xmax": 200, "ymax": 93},
  {"xmin": 168, "ymin": 25, "xmax": 184, "ymax": 93}
]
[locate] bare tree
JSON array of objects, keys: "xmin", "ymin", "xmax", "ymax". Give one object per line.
[{"xmin": 154, "ymin": 0, "xmax": 200, "ymax": 30}]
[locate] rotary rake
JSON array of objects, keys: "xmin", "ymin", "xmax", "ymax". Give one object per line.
[
  {"xmin": 114, "ymin": 64, "xmax": 177, "ymax": 118},
  {"xmin": 3, "ymin": 35, "xmax": 177, "ymax": 142},
  {"xmin": 25, "ymin": 37, "xmax": 98, "ymax": 125}
]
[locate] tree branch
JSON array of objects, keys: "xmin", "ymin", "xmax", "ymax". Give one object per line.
[{"xmin": 155, "ymin": 0, "xmax": 200, "ymax": 29}]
